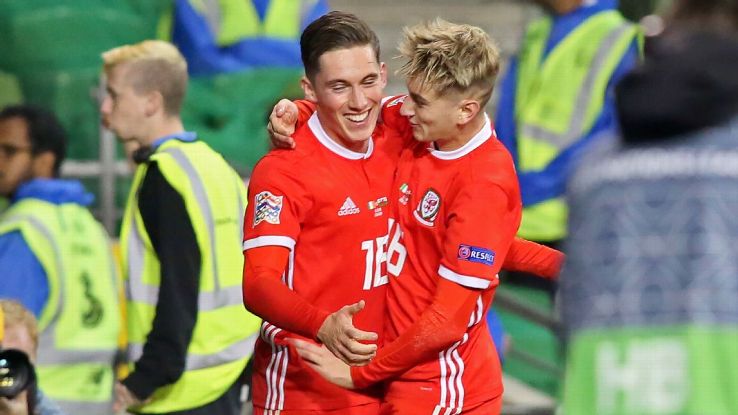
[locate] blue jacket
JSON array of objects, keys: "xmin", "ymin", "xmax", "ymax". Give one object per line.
[
  {"xmin": 0, "ymin": 179, "xmax": 93, "ymax": 318},
  {"xmin": 496, "ymin": 0, "xmax": 640, "ymax": 207}
]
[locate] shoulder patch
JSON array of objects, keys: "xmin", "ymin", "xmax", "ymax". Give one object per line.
[
  {"xmin": 458, "ymin": 244, "xmax": 495, "ymax": 267},
  {"xmin": 253, "ymin": 191, "xmax": 283, "ymax": 226}
]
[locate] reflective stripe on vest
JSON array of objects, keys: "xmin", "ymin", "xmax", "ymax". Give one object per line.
[
  {"xmin": 514, "ymin": 11, "xmax": 640, "ymax": 241},
  {"xmin": 0, "ymin": 202, "xmax": 119, "ymax": 415},
  {"xmin": 121, "ymin": 139, "xmax": 260, "ymax": 413},
  {"xmin": 190, "ymin": 0, "xmax": 303, "ymax": 45},
  {"xmin": 518, "ymin": 23, "xmax": 635, "ymax": 150},
  {"xmin": 128, "ymin": 331, "xmax": 259, "ymax": 371}
]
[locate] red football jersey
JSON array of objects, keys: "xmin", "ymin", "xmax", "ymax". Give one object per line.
[
  {"xmin": 383, "ymin": 111, "xmax": 522, "ymax": 411},
  {"xmin": 243, "ymin": 113, "xmax": 402, "ymax": 411}
]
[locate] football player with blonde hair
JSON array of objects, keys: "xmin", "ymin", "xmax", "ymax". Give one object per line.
[{"xmin": 285, "ymin": 19, "xmax": 527, "ymax": 414}]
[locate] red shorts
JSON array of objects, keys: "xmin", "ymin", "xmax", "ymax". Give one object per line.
[
  {"xmin": 253, "ymin": 402, "xmax": 380, "ymax": 415},
  {"xmin": 379, "ymin": 395, "xmax": 502, "ymax": 415}
]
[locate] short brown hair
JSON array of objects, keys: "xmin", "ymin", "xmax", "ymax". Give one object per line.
[
  {"xmin": 102, "ymin": 40, "xmax": 188, "ymax": 116},
  {"xmin": 398, "ymin": 19, "xmax": 500, "ymax": 106},
  {"xmin": 300, "ymin": 11, "xmax": 381, "ymax": 80},
  {"xmin": 0, "ymin": 299, "xmax": 38, "ymax": 351}
]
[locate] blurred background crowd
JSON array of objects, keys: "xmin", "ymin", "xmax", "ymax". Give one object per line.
[{"xmin": 1, "ymin": 0, "xmax": 737, "ymax": 414}]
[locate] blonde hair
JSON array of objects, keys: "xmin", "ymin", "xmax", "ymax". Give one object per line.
[
  {"xmin": 102, "ymin": 40, "xmax": 188, "ymax": 115},
  {"xmin": 0, "ymin": 299, "xmax": 38, "ymax": 351},
  {"xmin": 398, "ymin": 19, "xmax": 500, "ymax": 105}
]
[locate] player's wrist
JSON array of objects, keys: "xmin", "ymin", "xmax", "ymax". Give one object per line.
[
  {"xmin": 312, "ymin": 309, "xmax": 332, "ymax": 342},
  {"xmin": 349, "ymin": 365, "xmax": 372, "ymax": 389}
]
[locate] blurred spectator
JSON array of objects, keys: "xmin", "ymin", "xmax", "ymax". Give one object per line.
[
  {"xmin": 561, "ymin": 2, "xmax": 738, "ymax": 411},
  {"xmin": 1, "ymin": 299, "xmax": 67, "ymax": 415},
  {"xmin": 496, "ymin": 0, "xmax": 641, "ymax": 293},
  {"xmin": 0, "ymin": 106, "xmax": 120, "ymax": 415},
  {"xmin": 101, "ymin": 40, "xmax": 261, "ymax": 415},
  {"xmin": 162, "ymin": 0, "xmax": 328, "ymax": 75}
]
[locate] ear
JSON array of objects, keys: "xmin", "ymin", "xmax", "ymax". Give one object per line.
[
  {"xmin": 144, "ymin": 90, "xmax": 164, "ymax": 117},
  {"xmin": 379, "ymin": 62, "xmax": 388, "ymax": 89},
  {"xmin": 31, "ymin": 151, "xmax": 56, "ymax": 178},
  {"xmin": 457, "ymin": 99, "xmax": 482, "ymax": 126},
  {"xmin": 301, "ymin": 76, "xmax": 318, "ymax": 103}
]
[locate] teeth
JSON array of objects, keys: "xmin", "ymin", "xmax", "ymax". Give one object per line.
[{"xmin": 345, "ymin": 112, "xmax": 369, "ymax": 122}]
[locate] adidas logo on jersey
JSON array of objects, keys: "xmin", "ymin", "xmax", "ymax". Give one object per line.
[{"xmin": 338, "ymin": 197, "xmax": 360, "ymax": 216}]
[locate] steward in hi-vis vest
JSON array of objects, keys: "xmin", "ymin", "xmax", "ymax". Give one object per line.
[
  {"xmin": 120, "ymin": 137, "xmax": 260, "ymax": 413},
  {"xmin": 0, "ymin": 186, "xmax": 120, "ymax": 415}
]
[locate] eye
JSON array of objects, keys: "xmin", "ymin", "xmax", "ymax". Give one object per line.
[
  {"xmin": 362, "ymin": 78, "xmax": 377, "ymax": 86},
  {"xmin": 331, "ymin": 85, "xmax": 347, "ymax": 93}
]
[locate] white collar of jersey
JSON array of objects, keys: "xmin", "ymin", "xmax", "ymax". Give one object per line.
[
  {"xmin": 428, "ymin": 114, "xmax": 493, "ymax": 160},
  {"xmin": 308, "ymin": 113, "xmax": 374, "ymax": 160}
]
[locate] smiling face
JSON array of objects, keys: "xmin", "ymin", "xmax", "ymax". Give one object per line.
[
  {"xmin": 302, "ymin": 45, "xmax": 387, "ymax": 153},
  {"xmin": 400, "ymin": 78, "xmax": 464, "ymax": 148}
]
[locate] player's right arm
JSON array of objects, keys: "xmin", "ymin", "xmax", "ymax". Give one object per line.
[{"xmin": 242, "ymin": 158, "xmax": 377, "ymax": 365}]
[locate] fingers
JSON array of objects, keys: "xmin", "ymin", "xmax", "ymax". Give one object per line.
[
  {"xmin": 347, "ymin": 326, "xmax": 379, "ymax": 342},
  {"xmin": 332, "ymin": 339, "xmax": 376, "ymax": 366},
  {"xmin": 291, "ymin": 339, "xmax": 326, "ymax": 364}
]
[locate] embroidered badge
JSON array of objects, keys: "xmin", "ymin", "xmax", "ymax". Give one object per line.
[
  {"xmin": 413, "ymin": 188, "xmax": 441, "ymax": 226},
  {"xmin": 254, "ymin": 191, "xmax": 283, "ymax": 226},
  {"xmin": 458, "ymin": 244, "xmax": 495, "ymax": 267}
]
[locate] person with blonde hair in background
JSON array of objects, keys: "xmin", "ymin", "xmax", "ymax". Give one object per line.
[
  {"xmin": 0, "ymin": 299, "xmax": 66, "ymax": 415},
  {"xmin": 100, "ymin": 40, "xmax": 260, "ymax": 415}
]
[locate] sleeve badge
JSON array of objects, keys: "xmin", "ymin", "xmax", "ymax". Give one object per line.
[{"xmin": 254, "ymin": 191, "xmax": 283, "ymax": 226}]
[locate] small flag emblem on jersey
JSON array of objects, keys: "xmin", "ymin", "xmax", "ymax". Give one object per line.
[
  {"xmin": 338, "ymin": 197, "xmax": 360, "ymax": 216},
  {"xmin": 254, "ymin": 191, "xmax": 283, "ymax": 226},
  {"xmin": 458, "ymin": 244, "xmax": 495, "ymax": 267}
]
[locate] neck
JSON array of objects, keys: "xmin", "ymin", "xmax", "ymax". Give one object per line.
[
  {"xmin": 434, "ymin": 115, "xmax": 487, "ymax": 151},
  {"xmin": 139, "ymin": 116, "xmax": 185, "ymax": 147}
]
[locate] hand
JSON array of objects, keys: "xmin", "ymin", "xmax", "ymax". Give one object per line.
[
  {"xmin": 267, "ymin": 99, "xmax": 298, "ymax": 149},
  {"xmin": 317, "ymin": 300, "xmax": 378, "ymax": 366},
  {"xmin": 291, "ymin": 339, "xmax": 355, "ymax": 389},
  {"xmin": 0, "ymin": 391, "xmax": 29, "ymax": 415},
  {"xmin": 113, "ymin": 381, "xmax": 142, "ymax": 413}
]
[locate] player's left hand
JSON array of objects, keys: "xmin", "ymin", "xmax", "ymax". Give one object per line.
[
  {"xmin": 291, "ymin": 339, "xmax": 355, "ymax": 389},
  {"xmin": 317, "ymin": 300, "xmax": 378, "ymax": 366}
]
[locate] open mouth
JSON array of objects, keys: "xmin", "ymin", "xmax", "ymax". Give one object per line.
[{"xmin": 344, "ymin": 111, "xmax": 370, "ymax": 123}]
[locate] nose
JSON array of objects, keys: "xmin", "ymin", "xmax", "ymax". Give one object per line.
[
  {"xmin": 399, "ymin": 97, "xmax": 415, "ymax": 118},
  {"xmin": 100, "ymin": 96, "xmax": 111, "ymax": 115},
  {"xmin": 348, "ymin": 87, "xmax": 368, "ymax": 110}
]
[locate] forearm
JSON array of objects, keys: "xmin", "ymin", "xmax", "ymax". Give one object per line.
[
  {"xmin": 351, "ymin": 278, "xmax": 479, "ymax": 387},
  {"xmin": 503, "ymin": 237, "xmax": 564, "ymax": 279},
  {"xmin": 243, "ymin": 246, "xmax": 329, "ymax": 340}
]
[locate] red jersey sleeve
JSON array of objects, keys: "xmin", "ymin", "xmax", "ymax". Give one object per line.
[
  {"xmin": 295, "ymin": 99, "xmax": 317, "ymax": 127},
  {"xmin": 439, "ymin": 182, "xmax": 519, "ymax": 289},
  {"xmin": 504, "ymin": 237, "xmax": 564, "ymax": 280},
  {"xmin": 243, "ymin": 156, "xmax": 312, "ymax": 248},
  {"xmin": 379, "ymin": 95, "xmax": 415, "ymax": 146},
  {"xmin": 242, "ymin": 246, "xmax": 329, "ymax": 340}
]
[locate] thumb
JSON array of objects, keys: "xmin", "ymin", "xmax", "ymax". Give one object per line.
[
  {"xmin": 275, "ymin": 103, "xmax": 285, "ymax": 117},
  {"xmin": 346, "ymin": 300, "xmax": 366, "ymax": 316}
]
